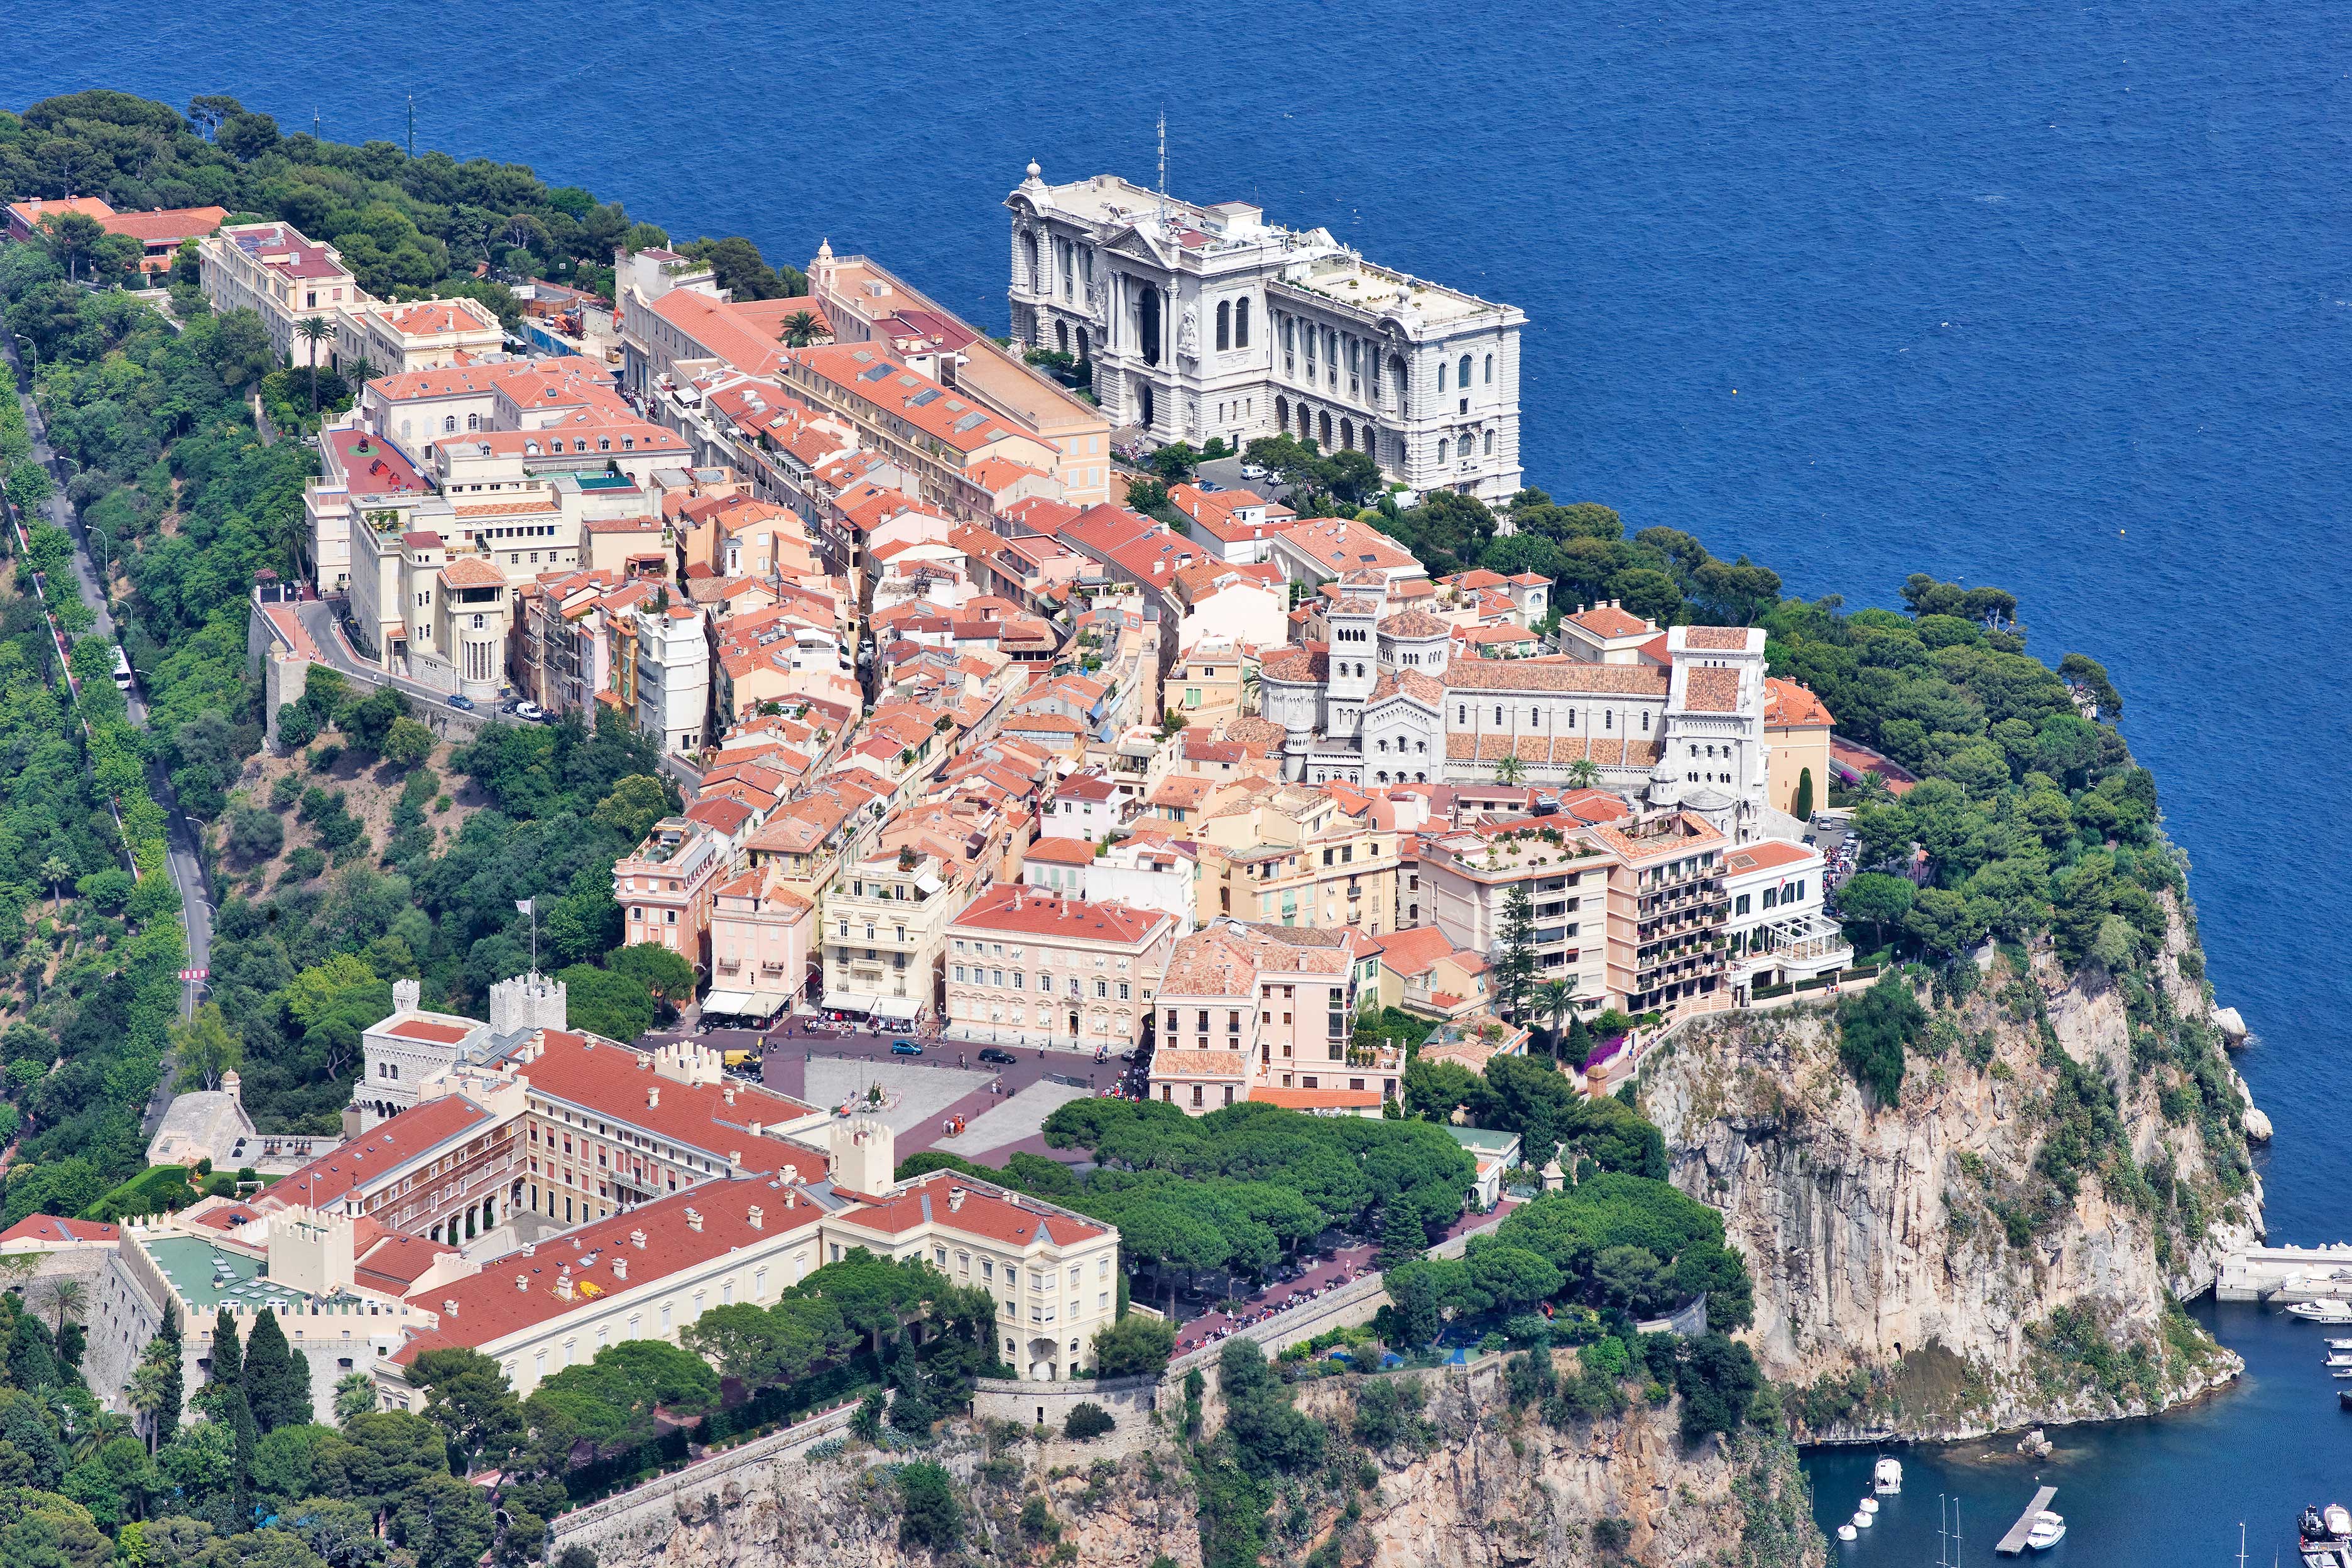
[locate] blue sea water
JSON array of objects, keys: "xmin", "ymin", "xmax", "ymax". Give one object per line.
[{"xmin": 9, "ymin": 0, "xmax": 2351, "ymax": 1551}]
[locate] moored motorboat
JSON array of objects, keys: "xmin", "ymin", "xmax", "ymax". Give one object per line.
[
  {"xmin": 2287, "ymin": 1299, "xmax": 2352, "ymax": 1324},
  {"xmin": 1873, "ymin": 1455, "xmax": 1903, "ymax": 1494},
  {"xmin": 2026, "ymin": 1511, "xmax": 2065, "ymax": 1550}
]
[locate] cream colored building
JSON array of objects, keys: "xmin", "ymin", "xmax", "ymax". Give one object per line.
[
  {"xmin": 1148, "ymin": 920, "xmax": 1395, "ymax": 1116},
  {"xmin": 707, "ymin": 863, "xmax": 817, "ymax": 1018},
  {"xmin": 197, "ymin": 220, "xmax": 367, "ymax": 366},
  {"xmin": 810, "ymin": 246, "xmax": 1111, "ymax": 507},
  {"xmin": 1192, "ymin": 786, "xmax": 1400, "ymax": 936},
  {"xmin": 336, "ymin": 297, "xmax": 504, "ymax": 375},
  {"xmin": 820, "ymin": 850, "xmax": 959, "ymax": 1025},
  {"xmin": 944, "ymin": 886, "xmax": 1177, "ymax": 1051}
]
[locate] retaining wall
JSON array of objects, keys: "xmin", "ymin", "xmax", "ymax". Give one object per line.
[{"xmin": 545, "ymin": 1398, "xmax": 861, "ymax": 1559}]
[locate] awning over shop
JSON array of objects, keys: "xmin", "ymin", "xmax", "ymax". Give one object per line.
[
  {"xmin": 702, "ymin": 989, "xmax": 789, "ymax": 1016},
  {"xmin": 871, "ymin": 995, "xmax": 922, "ymax": 1021},
  {"xmin": 825, "ymin": 993, "xmax": 881, "ymax": 1015}
]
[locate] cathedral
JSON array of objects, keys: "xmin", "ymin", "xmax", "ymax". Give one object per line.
[{"xmin": 1256, "ymin": 580, "xmax": 1775, "ymax": 841}]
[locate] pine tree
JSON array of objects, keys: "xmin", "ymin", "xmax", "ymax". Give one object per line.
[
  {"xmin": 151, "ymin": 1305, "xmax": 183, "ymax": 1451},
  {"xmin": 210, "ymin": 1307, "xmax": 243, "ymax": 1387},
  {"xmin": 242, "ymin": 1308, "xmax": 311, "ymax": 1432},
  {"xmin": 1496, "ymin": 882, "xmax": 1538, "ymax": 1020},
  {"xmin": 1565, "ymin": 1010, "xmax": 1593, "ymax": 1069},
  {"xmin": 1375, "ymin": 1200, "xmax": 1427, "ymax": 1268},
  {"xmin": 228, "ymin": 1383, "xmax": 259, "ymax": 1522}
]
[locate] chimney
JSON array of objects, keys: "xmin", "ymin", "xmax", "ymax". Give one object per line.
[
  {"xmin": 629, "ymin": 1228, "xmax": 647, "ymax": 1250},
  {"xmin": 648, "ymin": 1086, "xmax": 660, "ymax": 1108},
  {"xmin": 611, "ymin": 1258, "xmax": 628, "ymax": 1280},
  {"xmin": 443, "ymin": 1299, "xmax": 460, "ymax": 1317},
  {"xmin": 749, "ymin": 1121, "xmax": 763, "ymax": 1138},
  {"xmin": 947, "ymin": 1187, "xmax": 966, "ymax": 1212},
  {"xmin": 781, "ymin": 1163, "xmax": 798, "ymax": 1184},
  {"xmin": 554, "ymin": 1277, "xmax": 574, "ymax": 1302},
  {"xmin": 514, "ymin": 1276, "xmax": 528, "ymax": 1292},
  {"xmin": 722, "ymin": 1084, "xmax": 736, "ymax": 1104},
  {"xmin": 685, "ymin": 1208, "xmax": 704, "ymax": 1232},
  {"xmin": 748, "ymin": 1206, "xmax": 764, "ymax": 1231}
]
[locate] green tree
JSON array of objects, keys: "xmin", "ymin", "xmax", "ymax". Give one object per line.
[
  {"xmin": 171, "ymin": 1004, "xmax": 245, "ymax": 1092},
  {"xmin": 1148, "ymin": 442, "xmax": 1200, "ymax": 483},
  {"xmin": 333, "ymin": 1373, "xmax": 378, "ymax": 1424},
  {"xmin": 590, "ymin": 775, "xmax": 668, "ymax": 844},
  {"xmin": 295, "ymin": 317, "xmax": 334, "ymax": 414},
  {"xmin": 1491, "ymin": 753, "xmax": 1527, "ymax": 787},
  {"xmin": 406, "ymin": 1349, "xmax": 523, "ymax": 1475},
  {"xmin": 555, "ymin": 964, "xmax": 655, "ymax": 1042},
  {"xmin": 242, "ymin": 1307, "xmax": 312, "ymax": 1433},
  {"xmin": 607, "ymin": 943, "xmax": 697, "ymax": 1008},
  {"xmin": 780, "ymin": 311, "xmax": 824, "ymax": 348},
  {"xmin": 1090, "ymin": 1314, "xmax": 1174, "ymax": 1379},
  {"xmin": 1836, "ymin": 982, "xmax": 1926, "ymax": 1104},
  {"xmin": 1494, "ymin": 882, "xmax": 1537, "ymax": 1020},
  {"xmin": 896, "ymin": 1461, "xmax": 962, "ymax": 1551},
  {"xmin": 380, "ymin": 717, "xmax": 435, "ymax": 768},
  {"xmin": 1792, "ymin": 766, "xmax": 1814, "ymax": 823},
  {"xmin": 1834, "ymin": 872, "xmax": 1915, "ymax": 952}
]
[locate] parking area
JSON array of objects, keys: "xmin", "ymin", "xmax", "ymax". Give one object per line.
[{"xmin": 1188, "ymin": 452, "xmax": 1290, "ymax": 502}]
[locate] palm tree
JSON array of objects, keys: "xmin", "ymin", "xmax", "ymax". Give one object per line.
[
  {"xmin": 332, "ymin": 1371, "xmax": 377, "ymax": 1423},
  {"xmin": 781, "ymin": 310, "xmax": 824, "ymax": 348},
  {"xmin": 1564, "ymin": 758, "xmax": 1602, "ymax": 790},
  {"xmin": 296, "ymin": 317, "xmax": 334, "ymax": 415},
  {"xmin": 126, "ymin": 1358, "xmax": 176, "ymax": 1453},
  {"xmin": 39, "ymin": 856, "xmax": 70, "ymax": 912},
  {"xmin": 1533, "ymin": 978, "xmax": 1579, "ymax": 1060},
  {"xmin": 1240, "ymin": 662, "xmax": 1261, "ymax": 716},
  {"xmin": 1493, "ymin": 753, "xmax": 1528, "ymax": 787},
  {"xmin": 45, "ymin": 1278, "xmax": 85, "ymax": 1334},
  {"xmin": 346, "ymin": 353, "xmax": 378, "ymax": 394}
]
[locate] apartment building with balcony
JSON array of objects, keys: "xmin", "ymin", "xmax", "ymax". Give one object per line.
[
  {"xmin": 943, "ymin": 886, "xmax": 1177, "ymax": 1052},
  {"xmin": 1192, "ymin": 785, "xmax": 1401, "ymax": 935},
  {"xmin": 1147, "ymin": 920, "xmax": 1393, "ymax": 1116},
  {"xmin": 820, "ymin": 851, "xmax": 957, "ymax": 1025},
  {"xmin": 777, "ymin": 343, "xmax": 1061, "ymax": 522},
  {"xmin": 1588, "ymin": 808, "xmax": 1734, "ymax": 1016},
  {"xmin": 335, "ymin": 297, "xmax": 503, "ymax": 375},
  {"xmin": 614, "ymin": 817, "xmax": 729, "ymax": 973},
  {"xmin": 706, "ymin": 862, "xmax": 816, "ymax": 1019},
  {"xmin": 1418, "ymin": 822, "xmax": 1611, "ymax": 1016},
  {"xmin": 198, "ymin": 220, "xmax": 366, "ymax": 365}
]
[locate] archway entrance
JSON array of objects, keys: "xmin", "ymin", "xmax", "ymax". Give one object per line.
[
  {"xmin": 1138, "ymin": 382, "xmax": 1155, "ymax": 431},
  {"xmin": 1138, "ymin": 287, "xmax": 1162, "ymax": 366}
]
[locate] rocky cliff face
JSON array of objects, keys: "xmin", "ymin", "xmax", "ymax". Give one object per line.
[
  {"xmin": 592, "ymin": 1364, "xmax": 1821, "ymax": 1568},
  {"xmin": 1642, "ymin": 902, "xmax": 2262, "ymax": 1442}
]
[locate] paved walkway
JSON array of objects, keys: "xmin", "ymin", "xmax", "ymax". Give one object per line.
[
  {"xmin": 931, "ymin": 1079, "xmax": 1096, "ymax": 1159},
  {"xmin": 793, "ymin": 1057, "xmax": 994, "ymax": 1139}
]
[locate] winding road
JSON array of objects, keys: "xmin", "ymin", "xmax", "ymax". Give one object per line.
[{"xmin": 1, "ymin": 337, "xmax": 213, "ymax": 1138}]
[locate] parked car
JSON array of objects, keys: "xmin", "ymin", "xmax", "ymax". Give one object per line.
[
  {"xmin": 446, "ymin": 694, "xmax": 475, "ymax": 710},
  {"xmin": 891, "ymin": 1040, "xmax": 923, "ymax": 1056},
  {"xmin": 1239, "ymin": 462, "xmax": 1269, "ymax": 481},
  {"xmin": 514, "ymin": 700, "xmax": 545, "ymax": 721},
  {"xmin": 1197, "ymin": 479, "xmax": 1225, "ymax": 493},
  {"xmin": 978, "ymin": 1047, "xmax": 1017, "ymax": 1066}
]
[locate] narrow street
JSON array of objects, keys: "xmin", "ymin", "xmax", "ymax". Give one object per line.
[{"xmin": 0, "ymin": 336, "xmax": 214, "ymax": 1137}]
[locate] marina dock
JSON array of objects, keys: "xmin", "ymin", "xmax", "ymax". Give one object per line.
[
  {"xmin": 2214, "ymin": 1244, "xmax": 2352, "ymax": 1302},
  {"xmin": 1994, "ymin": 1487, "xmax": 2058, "ymax": 1555}
]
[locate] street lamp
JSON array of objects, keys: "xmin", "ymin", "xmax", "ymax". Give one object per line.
[
  {"xmin": 86, "ymin": 525, "xmax": 109, "ymax": 586},
  {"xmin": 11, "ymin": 333, "xmax": 35, "ymax": 378}
]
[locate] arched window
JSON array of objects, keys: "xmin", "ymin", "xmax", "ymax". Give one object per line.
[
  {"xmin": 1298, "ymin": 403, "xmax": 1312, "ymax": 439},
  {"xmin": 1459, "ymin": 353, "xmax": 1473, "ymax": 389},
  {"xmin": 1339, "ymin": 418, "xmax": 1353, "ymax": 450},
  {"xmin": 443, "ymin": 415, "xmax": 457, "ymax": 433},
  {"xmin": 1437, "ymin": 437, "xmax": 1449, "ymax": 463},
  {"xmin": 1531, "ymin": 708, "xmax": 1540, "ymax": 725},
  {"xmin": 1606, "ymin": 710, "xmax": 1614, "ymax": 730},
  {"xmin": 1216, "ymin": 300, "xmax": 1231, "ymax": 352},
  {"xmin": 466, "ymin": 413, "xmax": 479, "ymax": 432},
  {"xmin": 1484, "ymin": 429, "xmax": 1495, "ymax": 455},
  {"xmin": 1437, "ymin": 360, "xmax": 1448, "ymax": 393},
  {"xmin": 1021, "ymin": 230, "xmax": 1040, "ymax": 290},
  {"xmin": 1055, "ymin": 319, "xmax": 1069, "ymax": 355},
  {"xmin": 1494, "ymin": 706, "xmax": 1505, "ymax": 725},
  {"xmin": 1275, "ymin": 396, "xmax": 1289, "ymax": 430},
  {"xmin": 1076, "ymin": 326, "xmax": 1089, "ymax": 361},
  {"xmin": 1484, "ymin": 353, "xmax": 1494, "ymax": 385},
  {"xmin": 1457, "ymin": 705, "xmax": 1467, "ymax": 724},
  {"xmin": 1236, "ymin": 297, "xmax": 1251, "ymax": 346},
  {"xmin": 1317, "ymin": 411, "xmax": 1332, "ymax": 448}
]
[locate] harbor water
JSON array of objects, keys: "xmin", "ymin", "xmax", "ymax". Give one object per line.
[{"xmin": 9, "ymin": 0, "xmax": 2350, "ymax": 1550}]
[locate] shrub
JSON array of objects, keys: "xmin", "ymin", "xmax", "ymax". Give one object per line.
[
  {"xmin": 1837, "ymin": 982, "xmax": 1927, "ymax": 1104},
  {"xmin": 897, "ymin": 1461, "xmax": 961, "ymax": 1550},
  {"xmin": 1062, "ymin": 1402, "xmax": 1114, "ymax": 1440}
]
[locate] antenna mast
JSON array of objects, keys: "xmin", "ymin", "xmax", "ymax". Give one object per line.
[
  {"xmin": 406, "ymin": 95, "xmax": 416, "ymax": 160},
  {"xmin": 1156, "ymin": 107, "xmax": 1168, "ymax": 224}
]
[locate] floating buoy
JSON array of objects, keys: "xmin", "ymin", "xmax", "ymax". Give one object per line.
[
  {"xmin": 1860, "ymin": 1499, "xmax": 1880, "ymax": 1514},
  {"xmin": 1854, "ymin": 1511, "xmax": 1875, "ymax": 1529},
  {"xmin": 1838, "ymin": 1524, "xmax": 1859, "ymax": 1542}
]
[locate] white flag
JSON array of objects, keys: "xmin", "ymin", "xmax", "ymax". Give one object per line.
[{"xmin": 516, "ymin": 898, "xmax": 535, "ymax": 915}]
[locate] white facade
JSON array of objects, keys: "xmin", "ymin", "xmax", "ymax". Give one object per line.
[
  {"xmin": 1008, "ymin": 167, "xmax": 1526, "ymax": 502},
  {"xmin": 634, "ymin": 601, "xmax": 712, "ymax": 754}
]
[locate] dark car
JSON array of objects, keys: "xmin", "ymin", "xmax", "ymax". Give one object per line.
[
  {"xmin": 891, "ymin": 1040, "xmax": 923, "ymax": 1056},
  {"xmin": 446, "ymin": 694, "xmax": 476, "ymax": 710},
  {"xmin": 977, "ymin": 1047, "xmax": 1016, "ymax": 1066}
]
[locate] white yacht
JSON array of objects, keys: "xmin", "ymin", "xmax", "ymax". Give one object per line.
[
  {"xmin": 1873, "ymin": 1456, "xmax": 1903, "ymax": 1494},
  {"xmin": 2026, "ymin": 1511, "xmax": 2066, "ymax": 1550},
  {"xmin": 2287, "ymin": 1299, "xmax": 2352, "ymax": 1324}
]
